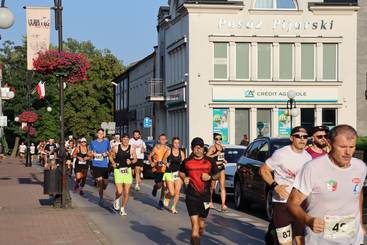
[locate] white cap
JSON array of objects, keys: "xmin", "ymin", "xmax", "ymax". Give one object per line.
[{"xmin": 80, "ymin": 137, "xmax": 87, "ymax": 142}]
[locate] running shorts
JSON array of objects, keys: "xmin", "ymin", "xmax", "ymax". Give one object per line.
[
  {"xmin": 114, "ymin": 168, "xmax": 133, "ymax": 184},
  {"xmin": 272, "ymin": 202, "xmax": 305, "ymax": 243},
  {"xmin": 91, "ymin": 166, "xmax": 109, "ymax": 179},
  {"xmin": 134, "ymin": 159, "xmax": 145, "ymax": 168},
  {"xmin": 185, "ymin": 198, "xmax": 210, "ymax": 218},
  {"xmin": 163, "ymin": 172, "xmax": 173, "ymax": 182},
  {"xmin": 154, "ymin": 172, "xmax": 164, "ymax": 184}
]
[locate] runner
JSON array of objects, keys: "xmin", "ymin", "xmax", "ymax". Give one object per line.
[
  {"xmin": 162, "ymin": 136, "xmax": 186, "ymax": 214},
  {"xmin": 129, "ymin": 130, "xmax": 146, "ymax": 191},
  {"xmin": 179, "ymin": 137, "xmax": 220, "ymax": 245},
  {"xmin": 44, "ymin": 139, "xmax": 58, "ymax": 169},
  {"xmin": 306, "ymin": 125, "xmax": 329, "ymax": 159},
  {"xmin": 110, "ymin": 134, "xmax": 121, "ymax": 149},
  {"xmin": 37, "ymin": 140, "xmax": 47, "ymax": 166},
  {"xmin": 89, "ymin": 128, "xmax": 111, "ymax": 205},
  {"xmin": 148, "ymin": 134, "xmax": 169, "ymax": 209},
  {"xmin": 288, "ymin": 125, "xmax": 367, "ymax": 245},
  {"xmin": 72, "ymin": 138, "xmax": 90, "ymax": 196},
  {"xmin": 30, "ymin": 143, "xmax": 36, "ymax": 162},
  {"xmin": 110, "ymin": 134, "xmax": 137, "ymax": 216},
  {"xmin": 206, "ymin": 133, "xmax": 228, "ymax": 211},
  {"xmin": 66, "ymin": 140, "xmax": 75, "ymax": 175},
  {"xmin": 18, "ymin": 142, "xmax": 27, "ymax": 159},
  {"xmin": 259, "ymin": 126, "xmax": 312, "ymax": 245}
]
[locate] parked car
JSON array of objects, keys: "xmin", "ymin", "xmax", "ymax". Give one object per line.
[{"xmin": 213, "ymin": 145, "xmax": 247, "ymax": 195}]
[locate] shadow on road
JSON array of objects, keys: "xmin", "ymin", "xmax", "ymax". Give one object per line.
[{"xmin": 130, "ymin": 220, "xmax": 176, "ymax": 245}]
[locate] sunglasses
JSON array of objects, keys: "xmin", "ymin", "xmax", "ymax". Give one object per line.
[
  {"xmin": 315, "ymin": 135, "xmax": 327, "ymax": 139},
  {"xmin": 215, "ymin": 137, "xmax": 222, "ymax": 141},
  {"xmin": 292, "ymin": 134, "xmax": 308, "ymax": 140}
]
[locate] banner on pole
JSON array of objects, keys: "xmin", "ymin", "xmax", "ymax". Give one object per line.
[{"xmin": 26, "ymin": 7, "xmax": 51, "ymax": 70}]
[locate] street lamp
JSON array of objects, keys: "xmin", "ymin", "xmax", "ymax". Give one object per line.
[
  {"xmin": 0, "ymin": 0, "xmax": 15, "ymax": 29},
  {"xmin": 286, "ymin": 90, "xmax": 299, "ymax": 130}
]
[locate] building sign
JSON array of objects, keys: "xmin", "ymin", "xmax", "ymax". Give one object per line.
[
  {"xmin": 218, "ymin": 18, "xmax": 334, "ymax": 32},
  {"xmin": 278, "ymin": 109, "xmax": 290, "ymax": 137},
  {"xmin": 26, "ymin": 7, "xmax": 51, "ymax": 70},
  {"xmin": 166, "ymin": 87, "xmax": 186, "ymax": 105},
  {"xmin": 213, "ymin": 108, "xmax": 229, "ymax": 144},
  {"xmin": 212, "ymin": 86, "xmax": 338, "ymax": 103}
]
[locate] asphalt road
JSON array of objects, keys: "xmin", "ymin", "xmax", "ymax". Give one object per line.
[{"xmin": 70, "ymin": 175, "xmax": 269, "ymax": 245}]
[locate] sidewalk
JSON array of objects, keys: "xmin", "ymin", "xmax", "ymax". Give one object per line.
[{"xmin": 0, "ymin": 157, "xmax": 108, "ymax": 245}]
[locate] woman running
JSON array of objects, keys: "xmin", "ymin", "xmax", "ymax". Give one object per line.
[
  {"xmin": 206, "ymin": 133, "xmax": 228, "ymax": 211},
  {"xmin": 72, "ymin": 138, "xmax": 90, "ymax": 196},
  {"xmin": 109, "ymin": 134, "xmax": 137, "ymax": 216},
  {"xmin": 162, "ymin": 137, "xmax": 186, "ymax": 214}
]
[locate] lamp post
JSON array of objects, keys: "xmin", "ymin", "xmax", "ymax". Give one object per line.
[{"xmin": 286, "ymin": 90, "xmax": 299, "ymax": 130}]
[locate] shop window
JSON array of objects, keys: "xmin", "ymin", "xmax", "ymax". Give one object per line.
[
  {"xmin": 214, "ymin": 43, "xmax": 228, "ymax": 80},
  {"xmin": 323, "ymin": 44, "xmax": 337, "ymax": 80},
  {"xmin": 213, "ymin": 108, "xmax": 230, "ymax": 144},
  {"xmin": 257, "ymin": 109, "xmax": 272, "ymax": 137},
  {"xmin": 257, "ymin": 43, "xmax": 272, "ymax": 80},
  {"xmin": 322, "ymin": 109, "xmax": 336, "ymax": 128},
  {"xmin": 236, "ymin": 43, "xmax": 250, "ymax": 80},
  {"xmin": 255, "ymin": 0, "xmax": 297, "ymax": 9},
  {"xmin": 279, "ymin": 43, "xmax": 293, "ymax": 80},
  {"xmin": 301, "ymin": 44, "xmax": 315, "ymax": 80},
  {"xmin": 301, "ymin": 108, "xmax": 315, "ymax": 132},
  {"xmin": 235, "ymin": 109, "xmax": 250, "ymax": 144}
]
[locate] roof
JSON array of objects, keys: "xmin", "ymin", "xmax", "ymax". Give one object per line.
[{"xmin": 184, "ymin": 0, "xmax": 243, "ymax": 5}]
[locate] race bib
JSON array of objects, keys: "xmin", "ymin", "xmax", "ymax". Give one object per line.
[
  {"xmin": 135, "ymin": 148, "xmax": 142, "ymax": 156},
  {"xmin": 276, "ymin": 224, "xmax": 292, "ymax": 244},
  {"xmin": 158, "ymin": 161, "xmax": 164, "ymax": 167},
  {"xmin": 203, "ymin": 202, "xmax": 210, "ymax": 210},
  {"xmin": 49, "ymin": 155, "xmax": 55, "ymax": 160},
  {"xmin": 120, "ymin": 167, "xmax": 128, "ymax": 175},
  {"xmin": 94, "ymin": 154, "xmax": 103, "ymax": 161},
  {"xmin": 217, "ymin": 153, "xmax": 225, "ymax": 161},
  {"xmin": 79, "ymin": 160, "xmax": 86, "ymax": 165},
  {"xmin": 324, "ymin": 215, "xmax": 356, "ymax": 240},
  {"xmin": 173, "ymin": 172, "xmax": 179, "ymax": 179}
]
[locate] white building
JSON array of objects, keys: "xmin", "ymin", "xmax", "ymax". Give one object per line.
[{"xmin": 115, "ymin": 0, "xmax": 359, "ymax": 148}]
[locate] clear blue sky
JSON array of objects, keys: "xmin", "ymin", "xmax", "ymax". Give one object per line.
[{"xmin": 1, "ymin": 0, "xmax": 168, "ymax": 65}]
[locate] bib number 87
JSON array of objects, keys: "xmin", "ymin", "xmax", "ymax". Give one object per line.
[{"xmin": 276, "ymin": 224, "xmax": 292, "ymax": 244}]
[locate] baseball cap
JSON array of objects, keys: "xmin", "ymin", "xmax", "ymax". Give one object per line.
[
  {"xmin": 80, "ymin": 137, "xmax": 87, "ymax": 142},
  {"xmin": 191, "ymin": 137, "xmax": 204, "ymax": 148},
  {"xmin": 310, "ymin": 125, "xmax": 329, "ymax": 136},
  {"xmin": 291, "ymin": 126, "xmax": 308, "ymax": 136}
]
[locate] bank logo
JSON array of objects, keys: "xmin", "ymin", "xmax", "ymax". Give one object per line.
[
  {"xmin": 244, "ymin": 90, "xmax": 255, "ymax": 98},
  {"xmin": 326, "ymin": 179, "xmax": 337, "ymax": 192},
  {"xmin": 352, "ymin": 177, "xmax": 362, "ymax": 194}
]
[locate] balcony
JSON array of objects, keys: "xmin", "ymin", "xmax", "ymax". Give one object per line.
[{"xmin": 147, "ymin": 79, "xmax": 165, "ymax": 102}]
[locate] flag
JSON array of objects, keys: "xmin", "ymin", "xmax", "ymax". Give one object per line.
[{"xmin": 36, "ymin": 81, "xmax": 45, "ymax": 99}]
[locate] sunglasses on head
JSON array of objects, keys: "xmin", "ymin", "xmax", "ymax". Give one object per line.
[
  {"xmin": 215, "ymin": 137, "xmax": 222, "ymax": 141},
  {"xmin": 315, "ymin": 135, "xmax": 327, "ymax": 139},
  {"xmin": 292, "ymin": 134, "xmax": 308, "ymax": 139}
]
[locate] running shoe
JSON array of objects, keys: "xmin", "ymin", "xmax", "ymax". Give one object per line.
[
  {"xmin": 221, "ymin": 205, "xmax": 228, "ymax": 212},
  {"xmin": 152, "ymin": 188, "xmax": 157, "ymax": 197},
  {"xmin": 163, "ymin": 197, "xmax": 170, "ymax": 208},
  {"xmin": 171, "ymin": 206, "xmax": 178, "ymax": 214},
  {"xmin": 119, "ymin": 207, "xmax": 127, "ymax": 216},
  {"xmin": 135, "ymin": 185, "xmax": 140, "ymax": 191},
  {"xmin": 158, "ymin": 200, "xmax": 164, "ymax": 210},
  {"xmin": 113, "ymin": 198, "xmax": 121, "ymax": 210}
]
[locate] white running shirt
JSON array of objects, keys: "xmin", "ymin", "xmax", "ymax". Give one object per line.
[
  {"xmin": 294, "ymin": 155, "xmax": 367, "ymax": 245},
  {"xmin": 265, "ymin": 145, "xmax": 312, "ymax": 203},
  {"xmin": 129, "ymin": 138, "xmax": 146, "ymax": 159},
  {"xmin": 19, "ymin": 145, "xmax": 27, "ymax": 153}
]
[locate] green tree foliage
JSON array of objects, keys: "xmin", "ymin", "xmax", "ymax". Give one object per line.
[{"xmin": 0, "ymin": 38, "xmax": 124, "ymax": 147}]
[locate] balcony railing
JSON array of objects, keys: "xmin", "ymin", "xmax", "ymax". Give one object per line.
[{"xmin": 147, "ymin": 79, "xmax": 165, "ymax": 101}]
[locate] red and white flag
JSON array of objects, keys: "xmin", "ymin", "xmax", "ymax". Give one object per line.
[{"xmin": 36, "ymin": 81, "xmax": 45, "ymax": 99}]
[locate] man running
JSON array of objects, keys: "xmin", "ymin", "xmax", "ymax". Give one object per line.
[
  {"xmin": 259, "ymin": 126, "xmax": 312, "ymax": 245},
  {"xmin": 288, "ymin": 125, "xmax": 367, "ymax": 245},
  {"xmin": 179, "ymin": 137, "xmax": 220, "ymax": 245},
  {"xmin": 306, "ymin": 125, "xmax": 329, "ymax": 159},
  {"xmin": 110, "ymin": 134, "xmax": 137, "ymax": 216},
  {"xmin": 148, "ymin": 134, "xmax": 169, "ymax": 209},
  {"xmin": 30, "ymin": 143, "xmax": 36, "ymax": 162},
  {"xmin": 89, "ymin": 128, "xmax": 111, "ymax": 205},
  {"xmin": 18, "ymin": 142, "xmax": 27, "ymax": 159},
  {"xmin": 129, "ymin": 130, "xmax": 146, "ymax": 191}
]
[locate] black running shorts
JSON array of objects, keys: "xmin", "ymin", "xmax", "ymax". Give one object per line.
[
  {"xmin": 134, "ymin": 159, "xmax": 145, "ymax": 168},
  {"xmin": 272, "ymin": 202, "xmax": 305, "ymax": 239},
  {"xmin": 185, "ymin": 198, "xmax": 210, "ymax": 218},
  {"xmin": 91, "ymin": 166, "xmax": 109, "ymax": 179}
]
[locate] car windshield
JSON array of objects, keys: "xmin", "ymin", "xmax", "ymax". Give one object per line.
[
  {"xmin": 225, "ymin": 148, "xmax": 245, "ymax": 163},
  {"xmin": 272, "ymin": 140, "xmax": 291, "ymax": 151}
]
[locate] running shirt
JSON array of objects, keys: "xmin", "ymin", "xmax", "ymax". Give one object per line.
[
  {"xmin": 293, "ymin": 155, "xmax": 367, "ymax": 245},
  {"xmin": 129, "ymin": 138, "xmax": 146, "ymax": 160},
  {"xmin": 179, "ymin": 156, "xmax": 219, "ymax": 202},
  {"xmin": 167, "ymin": 149, "xmax": 182, "ymax": 173},
  {"xmin": 265, "ymin": 145, "xmax": 312, "ymax": 203},
  {"xmin": 19, "ymin": 145, "xmax": 26, "ymax": 153},
  {"xmin": 306, "ymin": 147, "xmax": 327, "ymax": 159},
  {"xmin": 89, "ymin": 139, "xmax": 110, "ymax": 168},
  {"xmin": 152, "ymin": 145, "xmax": 168, "ymax": 173},
  {"xmin": 30, "ymin": 145, "xmax": 36, "ymax": 154},
  {"xmin": 45, "ymin": 143, "xmax": 57, "ymax": 155},
  {"xmin": 115, "ymin": 145, "xmax": 132, "ymax": 169},
  {"xmin": 75, "ymin": 146, "xmax": 88, "ymax": 165}
]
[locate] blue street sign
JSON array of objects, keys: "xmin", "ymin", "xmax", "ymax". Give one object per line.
[{"xmin": 143, "ymin": 117, "xmax": 152, "ymax": 128}]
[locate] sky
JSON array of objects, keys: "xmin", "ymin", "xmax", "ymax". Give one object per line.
[{"xmin": 1, "ymin": 0, "xmax": 168, "ymax": 65}]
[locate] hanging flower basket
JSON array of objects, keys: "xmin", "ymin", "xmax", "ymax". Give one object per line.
[
  {"xmin": 19, "ymin": 111, "xmax": 38, "ymax": 123},
  {"xmin": 33, "ymin": 50, "xmax": 90, "ymax": 84}
]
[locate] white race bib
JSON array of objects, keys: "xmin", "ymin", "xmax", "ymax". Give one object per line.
[
  {"xmin": 135, "ymin": 148, "xmax": 142, "ymax": 156},
  {"xmin": 217, "ymin": 152, "xmax": 225, "ymax": 161},
  {"xmin": 79, "ymin": 160, "xmax": 86, "ymax": 165},
  {"xmin": 49, "ymin": 155, "xmax": 55, "ymax": 160},
  {"xmin": 173, "ymin": 171, "xmax": 179, "ymax": 179},
  {"xmin": 120, "ymin": 167, "xmax": 128, "ymax": 175},
  {"xmin": 203, "ymin": 202, "xmax": 210, "ymax": 210},
  {"xmin": 276, "ymin": 224, "xmax": 292, "ymax": 244},
  {"xmin": 324, "ymin": 215, "xmax": 356, "ymax": 240},
  {"xmin": 94, "ymin": 154, "xmax": 103, "ymax": 161}
]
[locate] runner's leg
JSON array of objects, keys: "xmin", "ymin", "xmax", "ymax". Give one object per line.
[
  {"xmin": 209, "ymin": 180, "xmax": 216, "ymax": 208},
  {"xmin": 219, "ymin": 170, "xmax": 227, "ymax": 210},
  {"xmin": 122, "ymin": 183, "xmax": 131, "ymax": 208},
  {"xmin": 198, "ymin": 217, "xmax": 206, "ymax": 238},
  {"xmin": 164, "ymin": 180, "xmax": 174, "ymax": 207},
  {"xmin": 190, "ymin": 215, "xmax": 201, "ymax": 245},
  {"xmin": 172, "ymin": 178, "xmax": 182, "ymax": 213}
]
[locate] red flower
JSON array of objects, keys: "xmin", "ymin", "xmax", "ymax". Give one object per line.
[{"xmin": 19, "ymin": 111, "xmax": 38, "ymax": 123}]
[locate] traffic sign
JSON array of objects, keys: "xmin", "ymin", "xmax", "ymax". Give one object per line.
[
  {"xmin": 0, "ymin": 116, "xmax": 7, "ymax": 127},
  {"xmin": 143, "ymin": 117, "xmax": 152, "ymax": 128}
]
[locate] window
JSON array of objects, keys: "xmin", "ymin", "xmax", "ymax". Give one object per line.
[
  {"xmin": 257, "ymin": 43, "xmax": 272, "ymax": 80},
  {"xmin": 255, "ymin": 0, "xmax": 297, "ymax": 9},
  {"xmin": 246, "ymin": 140, "xmax": 265, "ymax": 159},
  {"xmin": 322, "ymin": 109, "xmax": 336, "ymax": 128},
  {"xmin": 323, "ymin": 44, "xmax": 337, "ymax": 80},
  {"xmin": 235, "ymin": 109, "xmax": 250, "ymax": 144},
  {"xmin": 301, "ymin": 108, "xmax": 315, "ymax": 132},
  {"xmin": 214, "ymin": 43, "xmax": 228, "ymax": 79},
  {"xmin": 236, "ymin": 43, "xmax": 250, "ymax": 79},
  {"xmin": 257, "ymin": 109, "xmax": 271, "ymax": 137},
  {"xmin": 279, "ymin": 43, "xmax": 293, "ymax": 80},
  {"xmin": 301, "ymin": 44, "xmax": 315, "ymax": 80}
]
